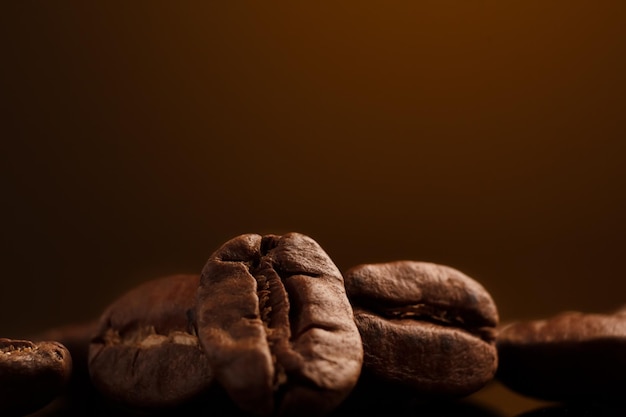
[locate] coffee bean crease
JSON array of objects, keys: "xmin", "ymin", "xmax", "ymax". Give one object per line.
[
  {"xmin": 374, "ymin": 304, "xmax": 496, "ymax": 342},
  {"xmin": 197, "ymin": 233, "xmax": 363, "ymax": 416}
]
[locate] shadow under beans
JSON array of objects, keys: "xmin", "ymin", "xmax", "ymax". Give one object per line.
[
  {"xmin": 333, "ymin": 372, "xmax": 502, "ymax": 417},
  {"xmin": 27, "ymin": 371, "xmax": 504, "ymax": 417},
  {"xmin": 331, "ymin": 399, "xmax": 502, "ymax": 417},
  {"xmin": 28, "ymin": 389, "xmax": 503, "ymax": 417},
  {"xmin": 517, "ymin": 404, "xmax": 626, "ymax": 417},
  {"xmin": 497, "ymin": 337, "xmax": 626, "ymax": 404},
  {"xmin": 28, "ymin": 385, "xmax": 254, "ymax": 417}
]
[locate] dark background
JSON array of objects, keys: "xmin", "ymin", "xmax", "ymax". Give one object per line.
[{"xmin": 1, "ymin": 3, "xmax": 625, "ymax": 415}]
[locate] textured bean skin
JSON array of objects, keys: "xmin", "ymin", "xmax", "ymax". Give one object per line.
[
  {"xmin": 497, "ymin": 311, "xmax": 626, "ymax": 403},
  {"xmin": 196, "ymin": 233, "xmax": 363, "ymax": 416},
  {"xmin": 345, "ymin": 261, "xmax": 498, "ymax": 398},
  {"xmin": 36, "ymin": 320, "xmax": 98, "ymax": 385},
  {"xmin": 89, "ymin": 274, "xmax": 214, "ymax": 410},
  {"xmin": 0, "ymin": 338, "xmax": 72, "ymax": 416}
]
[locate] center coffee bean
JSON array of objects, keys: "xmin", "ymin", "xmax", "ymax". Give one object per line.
[
  {"xmin": 496, "ymin": 310, "xmax": 626, "ymax": 403},
  {"xmin": 344, "ymin": 261, "xmax": 498, "ymax": 398},
  {"xmin": 89, "ymin": 274, "xmax": 214, "ymax": 410},
  {"xmin": 195, "ymin": 233, "xmax": 363, "ymax": 417},
  {"xmin": 0, "ymin": 338, "xmax": 72, "ymax": 416}
]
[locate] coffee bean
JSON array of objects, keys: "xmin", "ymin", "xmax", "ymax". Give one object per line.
[
  {"xmin": 89, "ymin": 274, "xmax": 214, "ymax": 410},
  {"xmin": 196, "ymin": 233, "xmax": 363, "ymax": 416},
  {"xmin": 0, "ymin": 338, "xmax": 72, "ymax": 416},
  {"xmin": 36, "ymin": 320, "xmax": 99, "ymax": 385},
  {"xmin": 496, "ymin": 310, "xmax": 626, "ymax": 403},
  {"xmin": 30, "ymin": 321, "xmax": 100, "ymax": 415},
  {"xmin": 344, "ymin": 261, "xmax": 498, "ymax": 398}
]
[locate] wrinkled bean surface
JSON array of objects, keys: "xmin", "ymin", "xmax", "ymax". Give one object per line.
[
  {"xmin": 345, "ymin": 261, "xmax": 498, "ymax": 398},
  {"xmin": 0, "ymin": 338, "xmax": 72, "ymax": 416},
  {"xmin": 89, "ymin": 274, "xmax": 213, "ymax": 409},
  {"xmin": 196, "ymin": 233, "xmax": 363, "ymax": 417}
]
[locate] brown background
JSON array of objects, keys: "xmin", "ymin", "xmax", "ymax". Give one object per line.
[{"xmin": 1, "ymin": 2, "xmax": 625, "ymax": 414}]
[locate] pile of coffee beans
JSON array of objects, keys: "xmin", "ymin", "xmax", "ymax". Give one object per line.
[{"xmin": 1, "ymin": 232, "xmax": 624, "ymax": 416}]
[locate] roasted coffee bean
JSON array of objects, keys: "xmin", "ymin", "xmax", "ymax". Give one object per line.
[
  {"xmin": 89, "ymin": 274, "xmax": 214, "ymax": 410},
  {"xmin": 344, "ymin": 261, "xmax": 498, "ymax": 398},
  {"xmin": 32, "ymin": 321, "xmax": 100, "ymax": 415},
  {"xmin": 496, "ymin": 310, "xmax": 626, "ymax": 403},
  {"xmin": 0, "ymin": 338, "xmax": 72, "ymax": 416},
  {"xmin": 196, "ymin": 233, "xmax": 363, "ymax": 416},
  {"xmin": 36, "ymin": 320, "xmax": 99, "ymax": 385}
]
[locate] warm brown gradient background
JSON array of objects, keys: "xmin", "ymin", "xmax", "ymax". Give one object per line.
[{"xmin": 1, "ymin": 3, "xmax": 626, "ymax": 413}]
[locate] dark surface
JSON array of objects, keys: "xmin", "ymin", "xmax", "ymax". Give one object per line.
[
  {"xmin": 30, "ymin": 383, "xmax": 626, "ymax": 417},
  {"xmin": 21, "ymin": 371, "xmax": 626, "ymax": 416},
  {"xmin": 517, "ymin": 404, "xmax": 626, "ymax": 417}
]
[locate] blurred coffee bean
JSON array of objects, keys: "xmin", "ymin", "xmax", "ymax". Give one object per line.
[
  {"xmin": 89, "ymin": 274, "xmax": 214, "ymax": 410},
  {"xmin": 0, "ymin": 338, "xmax": 72, "ymax": 416},
  {"xmin": 36, "ymin": 320, "xmax": 99, "ymax": 384},
  {"xmin": 497, "ymin": 310, "xmax": 626, "ymax": 403}
]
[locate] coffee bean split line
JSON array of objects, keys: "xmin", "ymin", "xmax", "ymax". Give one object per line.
[
  {"xmin": 0, "ymin": 344, "xmax": 37, "ymax": 354},
  {"xmin": 97, "ymin": 327, "xmax": 199, "ymax": 348},
  {"xmin": 377, "ymin": 306, "xmax": 496, "ymax": 343},
  {"xmin": 1, "ymin": 339, "xmax": 38, "ymax": 352}
]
